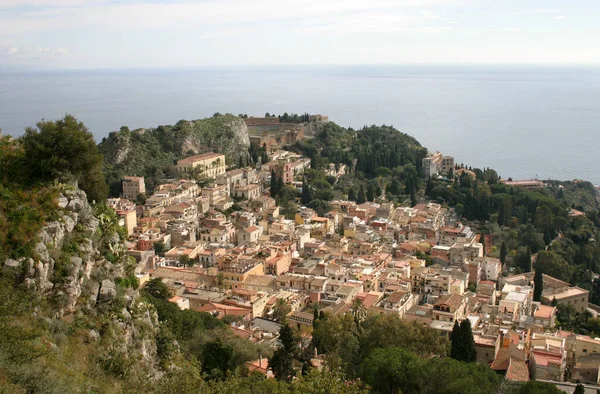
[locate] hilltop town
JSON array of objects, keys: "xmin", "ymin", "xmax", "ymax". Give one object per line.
[
  {"xmin": 2, "ymin": 113, "xmax": 600, "ymax": 393},
  {"xmin": 105, "ymin": 114, "xmax": 599, "ymax": 390}
]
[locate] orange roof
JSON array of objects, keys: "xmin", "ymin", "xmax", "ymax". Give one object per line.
[
  {"xmin": 531, "ymin": 350, "xmax": 563, "ymax": 366},
  {"xmin": 198, "ymin": 302, "xmax": 251, "ymax": 318},
  {"xmin": 534, "ymin": 305, "xmax": 555, "ymax": 319}
]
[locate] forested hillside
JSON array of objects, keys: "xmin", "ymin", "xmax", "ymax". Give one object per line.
[{"xmin": 98, "ymin": 114, "xmax": 250, "ymax": 196}]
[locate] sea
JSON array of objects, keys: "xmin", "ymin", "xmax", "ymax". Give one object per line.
[{"xmin": 0, "ymin": 65, "xmax": 599, "ymax": 185}]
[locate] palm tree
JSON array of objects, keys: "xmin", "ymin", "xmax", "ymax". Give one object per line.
[
  {"xmin": 216, "ymin": 272, "xmax": 226, "ymax": 293},
  {"xmin": 350, "ymin": 297, "xmax": 367, "ymax": 324},
  {"xmin": 273, "ymin": 298, "xmax": 291, "ymax": 324}
]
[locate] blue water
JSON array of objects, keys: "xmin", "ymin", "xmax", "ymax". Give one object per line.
[{"xmin": 1, "ymin": 65, "xmax": 599, "ymax": 184}]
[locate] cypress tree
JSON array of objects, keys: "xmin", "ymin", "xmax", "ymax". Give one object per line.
[
  {"xmin": 498, "ymin": 201, "xmax": 505, "ymax": 226},
  {"xmin": 348, "ymin": 187, "xmax": 356, "ymax": 201},
  {"xmin": 410, "ymin": 185, "xmax": 417, "ymax": 207},
  {"xmin": 450, "ymin": 320, "xmax": 462, "ymax": 361},
  {"xmin": 388, "ymin": 179, "xmax": 400, "ymax": 195},
  {"xmin": 533, "ymin": 269, "xmax": 543, "ymax": 302},
  {"xmin": 375, "ymin": 185, "xmax": 382, "ymax": 197},
  {"xmin": 357, "ymin": 185, "xmax": 366, "ymax": 204},
  {"xmin": 425, "ymin": 178, "xmax": 434, "ymax": 197},
  {"xmin": 301, "ymin": 179, "xmax": 312, "ymax": 205},
  {"xmin": 500, "ymin": 242, "xmax": 507, "ymax": 264},
  {"xmin": 525, "ymin": 247, "xmax": 532, "ymax": 272},
  {"xmin": 367, "ymin": 184, "xmax": 375, "ymax": 202},
  {"xmin": 270, "ymin": 169, "xmax": 279, "ymax": 197},
  {"xmin": 277, "ymin": 174, "xmax": 284, "ymax": 195},
  {"xmin": 460, "ymin": 319, "xmax": 477, "ymax": 363}
]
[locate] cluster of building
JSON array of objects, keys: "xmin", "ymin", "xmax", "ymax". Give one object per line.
[
  {"xmin": 108, "ymin": 148, "xmax": 594, "ymax": 387},
  {"xmin": 422, "ymin": 151, "xmax": 454, "ymax": 177}
]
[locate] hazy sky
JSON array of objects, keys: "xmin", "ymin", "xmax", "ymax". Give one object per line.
[{"xmin": 1, "ymin": 0, "xmax": 599, "ymax": 69}]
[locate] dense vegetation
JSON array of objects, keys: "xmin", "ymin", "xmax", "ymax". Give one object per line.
[
  {"xmin": 99, "ymin": 114, "xmax": 250, "ymax": 196},
  {"xmin": 0, "ymin": 116, "xmax": 108, "ymax": 261}
]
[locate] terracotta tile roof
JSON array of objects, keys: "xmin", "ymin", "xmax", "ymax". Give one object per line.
[
  {"xmin": 534, "ymin": 305, "xmax": 555, "ymax": 319},
  {"xmin": 386, "ymin": 290, "xmax": 409, "ymax": 304},
  {"xmin": 506, "ymin": 359, "xmax": 529, "ymax": 382},
  {"xmin": 434, "ymin": 293, "xmax": 464, "ymax": 310}
]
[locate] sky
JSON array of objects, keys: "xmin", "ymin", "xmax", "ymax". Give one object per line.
[{"xmin": 0, "ymin": 0, "xmax": 599, "ymax": 69}]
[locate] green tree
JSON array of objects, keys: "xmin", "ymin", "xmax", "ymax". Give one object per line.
[
  {"xmin": 179, "ymin": 255, "xmax": 193, "ymax": 267},
  {"xmin": 273, "ymin": 298, "xmax": 291, "ymax": 324},
  {"xmin": 574, "ymin": 384, "xmax": 585, "ymax": 394},
  {"xmin": 301, "ymin": 177, "xmax": 312, "ymax": 205},
  {"xmin": 357, "ymin": 185, "xmax": 366, "ymax": 204},
  {"xmin": 201, "ymin": 339, "xmax": 234, "ymax": 380},
  {"xmin": 350, "ymin": 297, "xmax": 367, "ymax": 326},
  {"xmin": 500, "ymin": 242, "xmax": 508, "ymax": 264},
  {"xmin": 269, "ymin": 325, "xmax": 296, "ymax": 382},
  {"xmin": 20, "ymin": 114, "xmax": 108, "ymax": 202},
  {"xmin": 534, "ymin": 205, "xmax": 555, "ymax": 233},
  {"xmin": 153, "ymin": 241, "xmax": 165, "ymax": 256},
  {"xmin": 387, "ymin": 178, "xmax": 400, "ymax": 196},
  {"xmin": 515, "ymin": 247, "xmax": 532, "ymax": 272},
  {"xmin": 450, "ymin": 320, "xmax": 462, "ymax": 361},
  {"xmin": 135, "ymin": 192, "xmax": 147, "ymax": 205},
  {"xmin": 366, "ymin": 184, "xmax": 375, "ymax": 202},
  {"xmin": 347, "ymin": 187, "xmax": 356, "ymax": 201},
  {"xmin": 143, "ymin": 278, "xmax": 172, "ymax": 300},
  {"xmin": 459, "ymin": 318, "xmax": 477, "ymax": 363},
  {"xmin": 269, "ymin": 348, "xmax": 294, "ymax": 382},
  {"xmin": 425, "ymin": 178, "xmax": 434, "ymax": 197},
  {"xmin": 307, "ymin": 199, "xmax": 330, "ymax": 216},
  {"xmin": 359, "ymin": 347, "xmax": 422, "ymax": 394},
  {"xmin": 270, "ymin": 169, "xmax": 279, "ymax": 197},
  {"xmin": 535, "ymin": 250, "xmax": 572, "ymax": 282},
  {"xmin": 277, "ymin": 174, "xmax": 284, "ymax": 194},
  {"xmin": 533, "ymin": 268, "xmax": 543, "ymax": 302}
]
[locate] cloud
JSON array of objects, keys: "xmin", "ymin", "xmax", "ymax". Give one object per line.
[
  {"xmin": 490, "ymin": 28, "xmax": 519, "ymax": 31},
  {"xmin": 0, "ymin": 0, "xmax": 106, "ymax": 8},
  {"xmin": 0, "ymin": 44, "xmax": 70, "ymax": 62},
  {"xmin": 0, "ymin": 0, "xmax": 462, "ymax": 35},
  {"xmin": 552, "ymin": 15, "xmax": 566, "ymax": 20}
]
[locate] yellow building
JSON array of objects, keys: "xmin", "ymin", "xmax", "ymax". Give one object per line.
[{"xmin": 177, "ymin": 152, "xmax": 226, "ymax": 179}]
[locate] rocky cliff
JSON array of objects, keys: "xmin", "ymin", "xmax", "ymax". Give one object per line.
[
  {"xmin": 3, "ymin": 185, "xmax": 163, "ymax": 380},
  {"xmin": 99, "ymin": 114, "xmax": 251, "ymax": 195}
]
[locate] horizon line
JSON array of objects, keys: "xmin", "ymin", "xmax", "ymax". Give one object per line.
[{"xmin": 2, "ymin": 62, "xmax": 600, "ymax": 73}]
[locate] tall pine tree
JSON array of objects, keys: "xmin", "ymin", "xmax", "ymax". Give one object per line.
[
  {"xmin": 500, "ymin": 242, "xmax": 507, "ymax": 264},
  {"xmin": 450, "ymin": 320, "xmax": 462, "ymax": 361},
  {"xmin": 277, "ymin": 174, "xmax": 284, "ymax": 195},
  {"xmin": 460, "ymin": 319, "xmax": 477, "ymax": 363},
  {"xmin": 301, "ymin": 178, "xmax": 312, "ymax": 205},
  {"xmin": 357, "ymin": 185, "xmax": 366, "ymax": 204},
  {"xmin": 533, "ymin": 269, "xmax": 543, "ymax": 302},
  {"xmin": 270, "ymin": 169, "xmax": 279, "ymax": 197},
  {"xmin": 367, "ymin": 184, "xmax": 375, "ymax": 202},
  {"xmin": 348, "ymin": 187, "xmax": 356, "ymax": 201}
]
